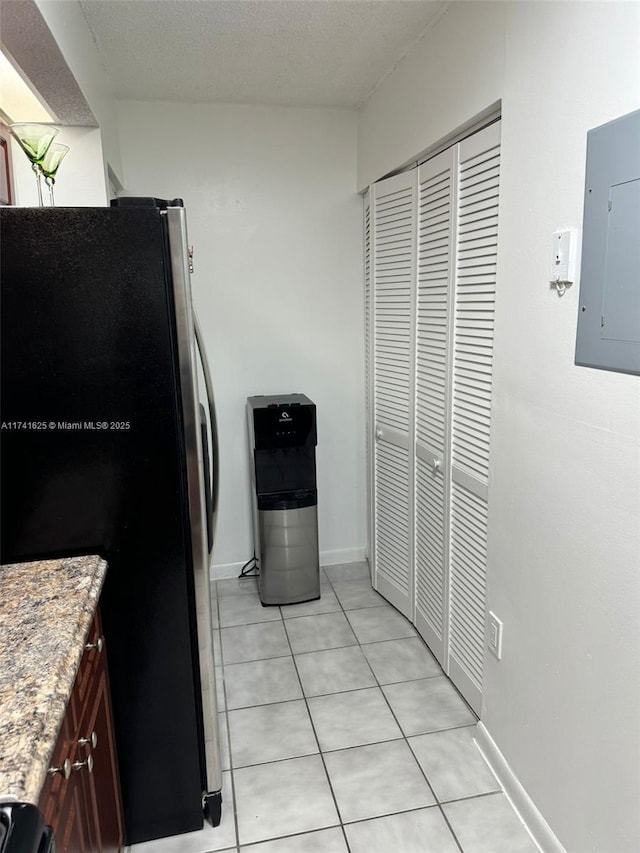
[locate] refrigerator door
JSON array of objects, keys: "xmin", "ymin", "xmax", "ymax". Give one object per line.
[
  {"xmin": 165, "ymin": 207, "xmax": 222, "ymax": 815},
  {"xmin": 0, "ymin": 205, "xmax": 218, "ymax": 843}
]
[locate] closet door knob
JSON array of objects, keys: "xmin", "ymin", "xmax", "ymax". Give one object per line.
[
  {"xmin": 375, "ymin": 428, "xmax": 383, "ymax": 441},
  {"xmin": 432, "ymin": 459, "xmax": 441, "ymax": 473}
]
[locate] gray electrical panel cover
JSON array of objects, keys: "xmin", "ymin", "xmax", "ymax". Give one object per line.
[{"xmin": 575, "ymin": 108, "xmax": 640, "ymax": 375}]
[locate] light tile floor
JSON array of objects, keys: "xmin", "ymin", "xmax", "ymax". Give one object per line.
[{"xmin": 129, "ymin": 562, "xmax": 540, "ymax": 853}]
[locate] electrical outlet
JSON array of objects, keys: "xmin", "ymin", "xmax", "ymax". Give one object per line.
[{"xmin": 488, "ymin": 611, "xmax": 503, "ymax": 660}]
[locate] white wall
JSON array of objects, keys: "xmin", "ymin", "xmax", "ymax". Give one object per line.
[
  {"xmin": 357, "ymin": 1, "xmax": 505, "ymax": 191},
  {"xmin": 489, "ymin": 5, "xmax": 639, "ymax": 851},
  {"xmin": 117, "ymin": 101, "xmax": 364, "ymax": 574},
  {"xmin": 358, "ymin": 3, "xmax": 640, "ymax": 852},
  {"xmin": 35, "ymin": 0, "xmax": 123, "ymax": 182}
]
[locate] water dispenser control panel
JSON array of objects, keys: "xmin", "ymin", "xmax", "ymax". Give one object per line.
[{"xmin": 248, "ymin": 394, "xmax": 317, "ymax": 450}]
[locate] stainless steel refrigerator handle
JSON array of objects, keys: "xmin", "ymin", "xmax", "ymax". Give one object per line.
[
  {"xmin": 165, "ymin": 206, "xmax": 222, "ymax": 804},
  {"xmin": 194, "ymin": 313, "xmax": 219, "ymax": 553}
]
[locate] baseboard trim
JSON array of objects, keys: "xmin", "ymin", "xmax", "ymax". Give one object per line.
[
  {"xmin": 210, "ymin": 560, "xmax": 247, "ymax": 580},
  {"xmin": 210, "ymin": 546, "xmax": 366, "ymax": 580},
  {"xmin": 475, "ymin": 723, "xmax": 567, "ymax": 853},
  {"xmin": 320, "ymin": 546, "xmax": 366, "ymax": 566}
]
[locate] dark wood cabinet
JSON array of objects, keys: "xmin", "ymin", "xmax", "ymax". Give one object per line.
[{"xmin": 39, "ymin": 608, "xmax": 124, "ymax": 852}]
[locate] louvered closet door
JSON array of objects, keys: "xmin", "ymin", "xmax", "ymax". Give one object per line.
[
  {"xmin": 448, "ymin": 121, "xmax": 501, "ymax": 714},
  {"xmin": 372, "ymin": 170, "xmax": 417, "ymax": 618},
  {"xmin": 364, "ymin": 191, "xmax": 373, "ymax": 575},
  {"xmin": 414, "ymin": 149, "xmax": 455, "ymax": 665}
]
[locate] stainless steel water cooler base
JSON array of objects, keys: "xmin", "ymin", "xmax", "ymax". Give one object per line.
[{"xmin": 258, "ymin": 504, "xmax": 320, "ymax": 605}]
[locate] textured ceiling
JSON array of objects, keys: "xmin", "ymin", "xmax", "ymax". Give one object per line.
[{"xmin": 79, "ymin": 0, "xmax": 446, "ymax": 108}]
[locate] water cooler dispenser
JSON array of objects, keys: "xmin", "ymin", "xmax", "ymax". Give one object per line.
[{"xmin": 247, "ymin": 394, "xmax": 320, "ymax": 605}]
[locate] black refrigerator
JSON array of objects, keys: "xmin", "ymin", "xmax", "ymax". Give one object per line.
[{"xmin": 0, "ymin": 199, "xmax": 222, "ymax": 844}]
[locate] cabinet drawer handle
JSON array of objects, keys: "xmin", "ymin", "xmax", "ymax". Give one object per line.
[
  {"xmin": 78, "ymin": 731, "xmax": 98, "ymax": 749},
  {"xmin": 85, "ymin": 636, "xmax": 104, "ymax": 653},
  {"xmin": 48, "ymin": 758, "xmax": 72, "ymax": 779},
  {"xmin": 72, "ymin": 754, "xmax": 94, "ymax": 774}
]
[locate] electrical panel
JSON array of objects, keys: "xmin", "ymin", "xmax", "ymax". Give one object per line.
[{"xmin": 575, "ymin": 109, "xmax": 640, "ymax": 375}]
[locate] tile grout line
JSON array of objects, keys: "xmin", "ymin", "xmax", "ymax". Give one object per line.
[
  {"xmin": 222, "ymin": 677, "xmax": 472, "ymax": 715},
  {"xmin": 326, "ymin": 566, "xmax": 468, "ymax": 852},
  {"xmin": 219, "ymin": 572, "xmax": 391, "ymax": 627},
  {"xmin": 324, "ymin": 567, "xmax": 467, "ymax": 848},
  {"xmin": 133, "ymin": 567, "xmax": 491, "ymax": 852},
  {"xmin": 279, "ymin": 582, "xmax": 354, "ymax": 853},
  {"xmin": 212, "ymin": 582, "xmax": 242, "ymax": 853},
  {"xmin": 217, "ymin": 566, "xmax": 504, "ymax": 852},
  {"xmin": 224, "ymin": 573, "xmax": 464, "ymax": 820},
  {"xmin": 220, "ymin": 570, "xmax": 349, "ymax": 849},
  {"xmin": 339, "ymin": 591, "xmax": 457, "ymax": 843}
]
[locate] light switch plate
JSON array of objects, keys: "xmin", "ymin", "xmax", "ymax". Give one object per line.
[{"xmin": 551, "ymin": 229, "xmax": 578, "ymax": 284}]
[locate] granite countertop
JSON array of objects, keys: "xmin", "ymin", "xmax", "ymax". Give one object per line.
[{"xmin": 0, "ymin": 555, "xmax": 107, "ymax": 803}]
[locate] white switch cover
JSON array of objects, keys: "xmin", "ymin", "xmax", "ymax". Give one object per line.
[
  {"xmin": 551, "ymin": 229, "xmax": 578, "ymax": 284},
  {"xmin": 488, "ymin": 611, "xmax": 503, "ymax": 660}
]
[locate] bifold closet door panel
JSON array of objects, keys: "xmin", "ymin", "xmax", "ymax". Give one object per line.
[
  {"xmin": 364, "ymin": 192, "xmax": 373, "ymax": 578},
  {"xmin": 448, "ymin": 474, "xmax": 489, "ymax": 715},
  {"xmin": 448, "ymin": 120, "xmax": 501, "ymax": 715},
  {"xmin": 414, "ymin": 148, "xmax": 456, "ymax": 666},
  {"xmin": 371, "ymin": 170, "xmax": 417, "ymax": 619},
  {"xmin": 365, "ymin": 119, "xmax": 501, "ymax": 715}
]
